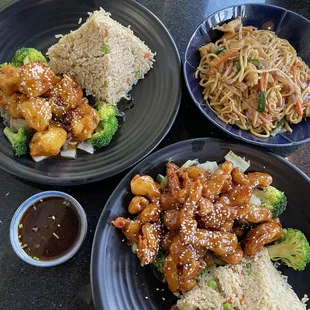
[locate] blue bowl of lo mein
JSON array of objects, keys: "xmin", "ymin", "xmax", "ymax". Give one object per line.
[{"xmin": 184, "ymin": 4, "xmax": 310, "ymax": 147}]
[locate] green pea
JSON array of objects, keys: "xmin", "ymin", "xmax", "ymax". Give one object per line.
[
  {"xmin": 223, "ymin": 302, "xmax": 233, "ymax": 310},
  {"xmin": 207, "ymin": 279, "xmax": 217, "ymax": 289}
]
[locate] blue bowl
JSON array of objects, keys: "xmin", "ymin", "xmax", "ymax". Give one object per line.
[
  {"xmin": 184, "ymin": 4, "xmax": 310, "ymax": 147},
  {"xmin": 10, "ymin": 191, "xmax": 87, "ymax": 267}
]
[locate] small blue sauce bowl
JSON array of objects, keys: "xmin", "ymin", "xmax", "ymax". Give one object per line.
[{"xmin": 10, "ymin": 191, "xmax": 87, "ymax": 267}]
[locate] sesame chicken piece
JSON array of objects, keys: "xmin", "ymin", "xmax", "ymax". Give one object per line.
[
  {"xmin": 18, "ymin": 62, "xmax": 59, "ymax": 97},
  {"xmin": 19, "ymin": 97, "xmax": 52, "ymax": 132},
  {"xmin": 29, "ymin": 124, "xmax": 67, "ymax": 156}
]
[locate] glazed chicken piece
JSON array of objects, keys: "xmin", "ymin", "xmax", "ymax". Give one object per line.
[
  {"xmin": 161, "ymin": 230, "xmax": 178, "ymax": 252},
  {"xmin": 228, "ymin": 183, "xmax": 253, "ymax": 207},
  {"xmin": 111, "ymin": 217, "xmax": 142, "ymax": 244},
  {"xmin": 137, "ymin": 222, "xmax": 161, "ymax": 265},
  {"xmin": 163, "ymin": 209, "xmax": 181, "ymax": 231},
  {"xmin": 19, "ymin": 97, "xmax": 52, "ymax": 131},
  {"xmin": 137, "ymin": 203, "xmax": 161, "ymax": 224},
  {"xmin": 0, "ymin": 65, "xmax": 21, "ymax": 96},
  {"xmin": 166, "ymin": 163, "xmax": 203, "ymax": 205},
  {"xmin": 236, "ymin": 204, "xmax": 272, "ymax": 223},
  {"xmin": 163, "ymin": 254, "xmax": 180, "ymax": 292},
  {"xmin": 29, "ymin": 125, "xmax": 67, "ymax": 156},
  {"xmin": 178, "ymin": 245, "xmax": 206, "ymax": 292},
  {"xmin": 199, "ymin": 199, "xmax": 238, "ymax": 231},
  {"xmin": 197, "ymin": 197, "xmax": 213, "ymax": 216},
  {"xmin": 179, "ymin": 171, "xmax": 193, "ymax": 188},
  {"xmin": 218, "ymin": 244, "xmax": 243, "ymax": 265},
  {"xmin": 182, "ymin": 180, "xmax": 203, "ymax": 217},
  {"xmin": 242, "ymin": 218, "xmax": 283, "ymax": 256},
  {"xmin": 193, "ymin": 229, "xmax": 238, "ymax": 256},
  {"xmin": 247, "ymin": 172, "xmax": 273, "ymax": 188},
  {"xmin": 130, "ymin": 175, "xmax": 161, "ymax": 200},
  {"xmin": 232, "ymin": 167, "xmax": 272, "ymax": 188},
  {"xmin": 49, "ymin": 74, "xmax": 84, "ymax": 119},
  {"xmin": 160, "ymin": 192, "xmax": 178, "ymax": 210},
  {"xmin": 6, "ymin": 93, "xmax": 28, "ymax": 118},
  {"xmin": 202, "ymin": 161, "xmax": 234, "ymax": 199},
  {"xmin": 163, "ymin": 238, "xmax": 206, "ymax": 293},
  {"xmin": 182, "ymin": 166, "xmax": 210, "ymax": 182},
  {"xmin": 18, "ymin": 62, "xmax": 59, "ymax": 97},
  {"xmin": 67, "ymin": 99, "xmax": 99, "ymax": 141},
  {"xmin": 166, "ymin": 162, "xmax": 182, "ymax": 196},
  {"xmin": 179, "ymin": 215, "xmax": 198, "ymax": 244},
  {"xmin": 128, "ymin": 196, "xmax": 149, "ymax": 215}
]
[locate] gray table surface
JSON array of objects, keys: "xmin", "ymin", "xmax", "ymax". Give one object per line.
[{"xmin": 0, "ymin": 0, "xmax": 310, "ymax": 309}]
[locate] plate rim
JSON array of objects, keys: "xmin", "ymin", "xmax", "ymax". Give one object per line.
[
  {"xmin": 90, "ymin": 137, "xmax": 310, "ymax": 310},
  {"xmin": 183, "ymin": 3, "xmax": 310, "ymax": 147},
  {"xmin": 0, "ymin": 0, "xmax": 182, "ymax": 186}
]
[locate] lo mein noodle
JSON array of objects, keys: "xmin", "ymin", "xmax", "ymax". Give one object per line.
[{"xmin": 195, "ymin": 17, "xmax": 310, "ymax": 138}]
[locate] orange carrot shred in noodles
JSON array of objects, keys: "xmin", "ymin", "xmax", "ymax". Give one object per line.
[
  {"xmin": 296, "ymin": 99, "xmax": 303, "ymax": 116},
  {"xmin": 290, "ymin": 62, "xmax": 301, "ymax": 83},
  {"xmin": 213, "ymin": 50, "xmax": 238, "ymax": 68}
]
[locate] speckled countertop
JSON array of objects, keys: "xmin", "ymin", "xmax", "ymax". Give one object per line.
[{"xmin": 0, "ymin": 0, "xmax": 309, "ymax": 309}]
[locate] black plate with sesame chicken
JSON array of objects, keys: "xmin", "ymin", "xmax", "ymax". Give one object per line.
[{"xmin": 91, "ymin": 138, "xmax": 310, "ymax": 310}]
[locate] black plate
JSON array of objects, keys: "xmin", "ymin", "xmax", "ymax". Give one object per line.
[
  {"xmin": 91, "ymin": 138, "xmax": 310, "ymax": 310},
  {"xmin": 0, "ymin": 0, "xmax": 181, "ymax": 185}
]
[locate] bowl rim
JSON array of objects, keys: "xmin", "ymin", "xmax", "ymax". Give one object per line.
[
  {"xmin": 10, "ymin": 190, "xmax": 87, "ymax": 267},
  {"xmin": 184, "ymin": 3, "xmax": 310, "ymax": 147}
]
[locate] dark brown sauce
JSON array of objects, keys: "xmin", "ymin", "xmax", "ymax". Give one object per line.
[{"xmin": 18, "ymin": 197, "xmax": 80, "ymax": 261}]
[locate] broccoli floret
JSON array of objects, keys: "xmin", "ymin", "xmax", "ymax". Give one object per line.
[
  {"xmin": 89, "ymin": 116, "xmax": 118, "ymax": 149},
  {"xmin": 152, "ymin": 251, "xmax": 166, "ymax": 274},
  {"xmin": 11, "ymin": 47, "xmax": 47, "ymax": 67},
  {"xmin": 267, "ymin": 228, "xmax": 310, "ymax": 271},
  {"xmin": 89, "ymin": 101, "xmax": 119, "ymax": 149},
  {"xmin": 254, "ymin": 186, "xmax": 287, "ymax": 217},
  {"xmin": 94, "ymin": 101, "xmax": 119, "ymax": 122},
  {"xmin": 3, "ymin": 127, "xmax": 31, "ymax": 156}
]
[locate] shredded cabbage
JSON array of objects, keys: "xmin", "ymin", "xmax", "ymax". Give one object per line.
[
  {"xmin": 224, "ymin": 151, "xmax": 250, "ymax": 172},
  {"xmin": 250, "ymin": 194, "xmax": 261, "ymax": 205},
  {"xmin": 197, "ymin": 161, "xmax": 219, "ymax": 175},
  {"xmin": 181, "ymin": 159, "xmax": 199, "ymax": 169}
]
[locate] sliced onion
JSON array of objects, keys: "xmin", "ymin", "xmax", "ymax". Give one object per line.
[
  {"xmin": 61, "ymin": 148, "xmax": 77, "ymax": 159},
  {"xmin": 9, "ymin": 118, "xmax": 27, "ymax": 131},
  {"xmin": 77, "ymin": 142, "xmax": 94, "ymax": 154},
  {"xmin": 32, "ymin": 156, "xmax": 49, "ymax": 162},
  {"xmin": 250, "ymin": 194, "xmax": 261, "ymax": 206}
]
